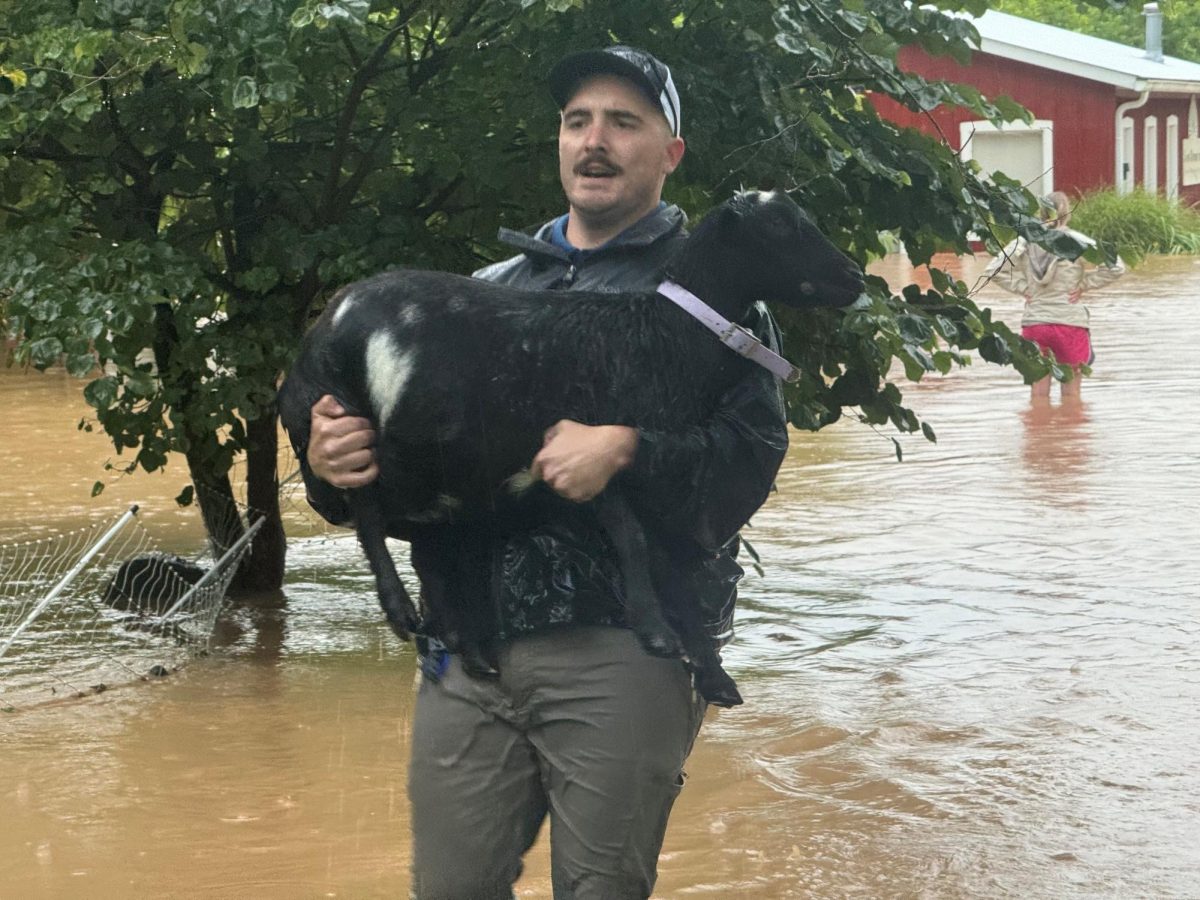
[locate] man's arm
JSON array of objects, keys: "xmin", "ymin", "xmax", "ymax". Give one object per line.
[{"xmin": 533, "ymin": 305, "xmax": 789, "ymax": 552}]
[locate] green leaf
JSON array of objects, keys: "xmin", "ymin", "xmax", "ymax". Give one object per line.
[
  {"xmin": 899, "ymin": 344, "xmax": 935, "ymax": 381},
  {"xmin": 83, "ymin": 376, "xmax": 119, "ymax": 409},
  {"xmin": 897, "ymin": 313, "xmax": 933, "ymax": 343},
  {"xmin": 318, "ymin": 1, "xmax": 370, "ymax": 24},
  {"xmin": 0, "ymin": 66, "xmax": 28, "ymax": 88},
  {"xmin": 978, "ymin": 333, "xmax": 1011, "ymax": 364},
  {"xmin": 232, "ymin": 76, "xmax": 260, "ymax": 109},
  {"xmin": 28, "ymin": 337, "xmax": 63, "ymax": 368},
  {"xmin": 65, "ymin": 352, "xmax": 96, "ymax": 377}
]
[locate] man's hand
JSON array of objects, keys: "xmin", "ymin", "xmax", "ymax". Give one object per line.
[
  {"xmin": 531, "ymin": 420, "xmax": 638, "ymax": 503},
  {"xmin": 308, "ymin": 394, "xmax": 378, "ymax": 488}
]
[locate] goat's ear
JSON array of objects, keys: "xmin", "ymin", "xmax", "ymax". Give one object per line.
[{"xmin": 713, "ymin": 200, "xmax": 741, "ymax": 232}]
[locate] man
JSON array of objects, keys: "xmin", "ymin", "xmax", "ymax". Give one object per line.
[{"xmin": 304, "ymin": 45, "xmax": 789, "ymax": 898}]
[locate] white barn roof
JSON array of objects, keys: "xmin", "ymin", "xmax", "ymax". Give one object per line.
[{"xmin": 972, "ymin": 9, "xmax": 1200, "ymax": 94}]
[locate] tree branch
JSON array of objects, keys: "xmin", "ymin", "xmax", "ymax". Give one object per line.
[
  {"xmin": 335, "ymin": 22, "xmax": 364, "ymax": 69},
  {"xmin": 319, "ymin": 8, "xmax": 418, "ymax": 222}
]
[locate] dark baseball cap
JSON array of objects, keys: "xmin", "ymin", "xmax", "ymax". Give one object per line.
[{"xmin": 549, "ymin": 45, "xmax": 681, "ymax": 137}]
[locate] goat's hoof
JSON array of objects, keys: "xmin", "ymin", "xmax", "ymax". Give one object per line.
[
  {"xmin": 385, "ymin": 612, "xmax": 421, "ymax": 643},
  {"xmin": 698, "ymin": 672, "xmax": 743, "ymax": 708},
  {"xmin": 638, "ymin": 629, "xmax": 684, "ymax": 659},
  {"xmin": 384, "ymin": 615, "xmax": 409, "ymax": 641},
  {"xmin": 461, "ymin": 650, "xmax": 500, "ymax": 681},
  {"xmin": 702, "ymin": 684, "xmax": 744, "ymax": 708}
]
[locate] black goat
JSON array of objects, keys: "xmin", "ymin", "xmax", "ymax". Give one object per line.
[
  {"xmin": 101, "ymin": 553, "xmax": 207, "ymax": 615},
  {"xmin": 279, "ymin": 190, "xmax": 863, "ymax": 706}
]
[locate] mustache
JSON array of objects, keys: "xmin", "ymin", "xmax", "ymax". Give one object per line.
[{"xmin": 574, "ymin": 155, "xmax": 622, "ymax": 176}]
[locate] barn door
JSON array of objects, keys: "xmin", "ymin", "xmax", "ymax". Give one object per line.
[{"xmin": 960, "ymin": 120, "xmax": 1054, "ymax": 196}]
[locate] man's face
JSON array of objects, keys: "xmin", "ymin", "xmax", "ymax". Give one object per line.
[{"xmin": 558, "ymin": 74, "xmax": 685, "ymax": 239}]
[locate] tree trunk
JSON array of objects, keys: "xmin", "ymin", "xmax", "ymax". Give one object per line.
[
  {"xmin": 236, "ymin": 407, "xmax": 287, "ymax": 593},
  {"xmin": 187, "ymin": 461, "xmax": 245, "ymax": 557}
]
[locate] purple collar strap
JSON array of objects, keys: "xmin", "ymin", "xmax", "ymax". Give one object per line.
[{"xmin": 655, "ymin": 280, "xmax": 800, "ymax": 383}]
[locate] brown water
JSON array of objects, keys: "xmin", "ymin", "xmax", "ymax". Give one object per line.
[{"xmin": 2, "ymin": 254, "xmax": 1199, "ymax": 898}]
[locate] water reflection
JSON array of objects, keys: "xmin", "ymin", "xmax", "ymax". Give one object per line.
[{"xmin": 1019, "ymin": 398, "xmax": 1093, "ymax": 495}]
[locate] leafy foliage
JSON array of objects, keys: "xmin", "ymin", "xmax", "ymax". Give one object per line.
[{"xmin": 0, "ymin": 0, "xmax": 1072, "ymax": 584}]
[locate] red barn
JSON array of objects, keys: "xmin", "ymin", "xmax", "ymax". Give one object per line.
[{"xmin": 873, "ymin": 5, "xmax": 1200, "ymax": 206}]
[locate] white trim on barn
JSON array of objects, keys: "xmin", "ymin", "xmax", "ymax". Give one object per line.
[
  {"xmin": 1167, "ymin": 115, "xmax": 1180, "ymax": 200},
  {"xmin": 1121, "ymin": 117, "xmax": 1137, "ymax": 194},
  {"xmin": 1144, "ymin": 115, "xmax": 1159, "ymax": 192}
]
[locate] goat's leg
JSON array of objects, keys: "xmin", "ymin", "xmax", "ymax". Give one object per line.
[
  {"xmin": 409, "ymin": 537, "xmax": 454, "ymax": 643},
  {"xmin": 351, "ymin": 488, "xmax": 420, "ymax": 640},
  {"xmin": 410, "ymin": 527, "xmax": 499, "ymax": 680},
  {"xmin": 693, "ymin": 656, "xmax": 743, "ymax": 708},
  {"xmin": 592, "ymin": 492, "xmax": 683, "ymax": 658},
  {"xmin": 645, "ymin": 543, "xmax": 743, "ymax": 707},
  {"xmin": 662, "ymin": 584, "xmax": 743, "ymax": 707},
  {"xmin": 454, "ymin": 527, "xmax": 501, "ymax": 679}
]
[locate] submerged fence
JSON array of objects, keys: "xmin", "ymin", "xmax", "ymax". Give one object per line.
[{"xmin": 0, "ymin": 504, "xmax": 261, "ymax": 711}]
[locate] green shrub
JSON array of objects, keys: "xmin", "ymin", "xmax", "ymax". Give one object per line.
[{"xmin": 1069, "ymin": 190, "xmax": 1200, "ymax": 260}]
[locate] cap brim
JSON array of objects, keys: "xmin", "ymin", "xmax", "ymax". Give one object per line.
[{"xmin": 549, "ymin": 49, "xmax": 661, "ymax": 112}]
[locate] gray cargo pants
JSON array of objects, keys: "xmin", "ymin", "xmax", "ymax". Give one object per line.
[{"xmin": 409, "ymin": 625, "xmax": 707, "ymax": 899}]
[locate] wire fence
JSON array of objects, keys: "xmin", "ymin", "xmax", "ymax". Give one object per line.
[{"xmin": 0, "ymin": 502, "xmax": 262, "ymax": 712}]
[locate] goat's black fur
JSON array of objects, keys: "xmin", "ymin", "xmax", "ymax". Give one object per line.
[
  {"xmin": 279, "ymin": 190, "xmax": 864, "ymax": 706},
  {"xmin": 101, "ymin": 553, "xmax": 207, "ymax": 615}
]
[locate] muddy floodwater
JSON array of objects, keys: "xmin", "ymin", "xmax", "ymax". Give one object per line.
[{"xmin": 2, "ymin": 253, "xmax": 1198, "ymax": 898}]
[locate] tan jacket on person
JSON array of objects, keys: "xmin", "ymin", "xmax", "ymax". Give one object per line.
[{"xmin": 984, "ymin": 229, "xmax": 1126, "ymax": 329}]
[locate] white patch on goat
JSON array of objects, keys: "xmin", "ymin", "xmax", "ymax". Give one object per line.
[
  {"xmin": 405, "ymin": 494, "xmax": 462, "ymax": 523},
  {"xmin": 331, "ymin": 295, "xmax": 358, "ymax": 328},
  {"xmin": 365, "ymin": 331, "xmax": 415, "ymax": 429},
  {"xmin": 399, "ymin": 304, "xmax": 423, "ymax": 327},
  {"xmin": 756, "ymin": 190, "xmax": 777, "ymax": 205},
  {"xmin": 505, "ymin": 469, "xmax": 537, "ymax": 495}
]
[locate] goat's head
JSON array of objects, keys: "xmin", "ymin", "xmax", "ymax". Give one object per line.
[{"xmin": 674, "ymin": 190, "xmax": 865, "ymax": 315}]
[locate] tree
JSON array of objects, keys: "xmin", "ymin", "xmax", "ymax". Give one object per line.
[{"xmin": 0, "ymin": 0, "xmax": 1076, "ymax": 592}]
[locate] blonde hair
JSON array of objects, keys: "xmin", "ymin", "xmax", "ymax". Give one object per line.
[{"xmin": 1039, "ymin": 191, "xmax": 1072, "ymax": 227}]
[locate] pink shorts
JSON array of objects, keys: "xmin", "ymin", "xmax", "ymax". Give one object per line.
[{"xmin": 1022, "ymin": 323, "xmax": 1092, "ymax": 367}]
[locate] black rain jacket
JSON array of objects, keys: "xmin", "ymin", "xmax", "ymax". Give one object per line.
[{"xmin": 305, "ymin": 203, "xmax": 789, "ymax": 644}]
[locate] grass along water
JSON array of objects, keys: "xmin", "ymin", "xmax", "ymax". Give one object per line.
[{"xmin": 1070, "ymin": 189, "xmax": 1200, "ymax": 259}]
